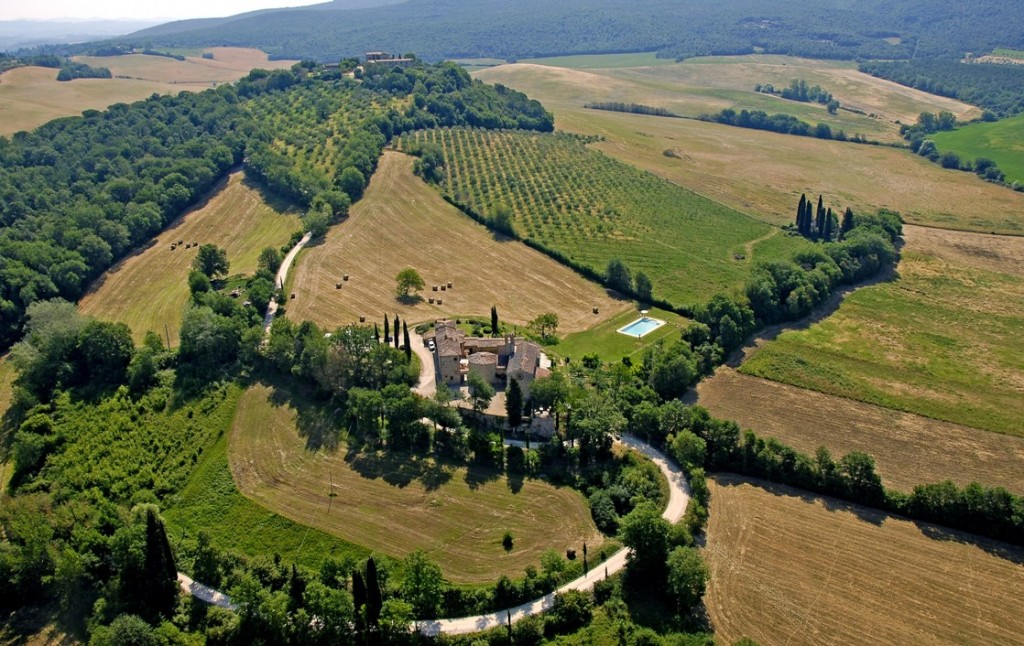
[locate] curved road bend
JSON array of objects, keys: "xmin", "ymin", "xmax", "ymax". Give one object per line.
[
  {"xmin": 176, "ymin": 435, "xmax": 689, "ymax": 636},
  {"xmin": 262, "ymin": 232, "xmax": 312, "ymax": 335},
  {"xmin": 416, "ymin": 435, "xmax": 690, "ymax": 636}
]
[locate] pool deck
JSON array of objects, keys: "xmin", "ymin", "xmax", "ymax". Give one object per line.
[{"xmin": 616, "ymin": 316, "xmax": 667, "ymax": 339}]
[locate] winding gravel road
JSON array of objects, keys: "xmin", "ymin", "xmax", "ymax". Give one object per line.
[
  {"xmin": 177, "ymin": 434, "xmax": 689, "ymax": 636},
  {"xmin": 262, "ymin": 231, "xmax": 312, "ymax": 335}
]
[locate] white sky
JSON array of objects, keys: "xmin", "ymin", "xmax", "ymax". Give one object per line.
[{"xmin": 0, "ymin": 0, "xmax": 325, "ymax": 22}]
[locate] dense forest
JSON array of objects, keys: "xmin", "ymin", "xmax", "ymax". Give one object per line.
[
  {"xmin": 860, "ymin": 59, "xmax": 1024, "ymax": 117},
  {"xmin": 0, "ymin": 61, "xmax": 550, "ymax": 352},
  {"xmin": 64, "ymin": 0, "xmax": 1024, "ymax": 65}
]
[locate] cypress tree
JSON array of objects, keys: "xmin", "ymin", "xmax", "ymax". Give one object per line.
[
  {"xmin": 142, "ymin": 506, "xmax": 178, "ymax": 620},
  {"xmin": 842, "ymin": 206, "xmax": 855, "ymax": 237},
  {"xmin": 815, "ymin": 195, "xmax": 826, "ymax": 239},
  {"xmin": 365, "ymin": 557, "xmax": 383, "ymax": 628},
  {"xmin": 374, "ymin": 322, "xmax": 380, "ymax": 344},
  {"xmin": 393, "ymin": 315, "xmax": 400, "ymax": 349},
  {"xmin": 352, "ymin": 570, "xmax": 367, "ymax": 631},
  {"xmin": 506, "ymin": 377, "xmax": 523, "ymax": 429},
  {"xmin": 288, "ymin": 564, "xmax": 306, "ymax": 612},
  {"xmin": 491, "ymin": 305, "xmax": 499, "ymax": 337},
  {"xmin": 403, "ymin": 321, "xmax": 411, "ymax": 361},
  {"xmin": 796, "ymin": 194, "xmax": 807, "ymax": 230},
  {"xmin": 803, "ymin": 201, "xmax": 814, "ymax": 237},
  {"xmin": 823, "ymin": 207, "xmax": 834, "ymax": 241},
  {"xmin": 383, "ymin": 314, "xmax": 390, "ymax": 344}
]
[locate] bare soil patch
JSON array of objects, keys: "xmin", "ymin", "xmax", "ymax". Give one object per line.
[
  {"xmin": 286, "ymin": 150, "xmax": 627, "ymax": 331},
  {"xmin": 705, "ymin": 475, "xmax": 1024, "ymax": 646}
]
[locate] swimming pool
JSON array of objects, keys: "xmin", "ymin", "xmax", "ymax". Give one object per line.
[{"xmin": 617, "ymin": 316, "xmax": 666, "ymax": 338}]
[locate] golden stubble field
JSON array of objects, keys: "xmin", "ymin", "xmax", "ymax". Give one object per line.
[
  {"xmin": 474, "ymin": 62, "xmax": 1024, "ymax": 235},
  {"xmin": 0, "ymin": 48, "xmax": 295, "ymax": 135},
  {"xmin": 79, "ymin": 172, "xmax": 301, "ymax": 345},
  {"xmin": 692, "ymin": 225, "xmax": 1024, "ymax": 493},
  {"xmin": 228, "ymin": 384, "xmax": 605, "ymax": 584},
  {"xmin": 705, "ymin": 476, "xmax": 1024, "ymax": 646},
  {"xmin": 286, "ymin": 150, "xmax": 628, "ymax": 331}
]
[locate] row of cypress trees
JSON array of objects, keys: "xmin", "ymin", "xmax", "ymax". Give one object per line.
[{"xmin": 795, "ymin": 193, "xmax": 854, "ymax": 242}]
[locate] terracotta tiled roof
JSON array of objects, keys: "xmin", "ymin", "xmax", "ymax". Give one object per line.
[
  {"xmin": 508, "ymin": 341, "xmax": 541, "ymax": 376},
  {"xmin": 468, "ymin": 352, "xmax": 497, "ymax": 365}
]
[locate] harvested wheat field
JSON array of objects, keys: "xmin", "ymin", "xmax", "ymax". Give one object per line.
[
  {"xmin": 693, "ymin": 368, "xmax": 1024, "ymax": 494},
  {"xmin": 228, "ymin": 384, "xmax": 605, "ymax": 584},
  {"xmin": 475, "ymin": 65, "xmax": 1024, "ymax": 234},
  {"xmin": 0, "ymin": 48, "xmax": 295, "ymax": 135},
  {"xmin": 287, "ymin": 150, "xmax": 627, "ymax": 331},
  {"xmin": 79, "ymin": 172, "xmax": 301, "ymax": 345},
  {"xmin": 705, "ymin": 476, "xmax": 1024, "ymax": 646}
]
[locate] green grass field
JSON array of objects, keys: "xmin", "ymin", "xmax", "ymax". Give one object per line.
[
  {"xmin": 991, "ymin": 48, "xmax": 1024, "ymax": 59},
  {"xmin": 932, "ymin": 113, "xmax": 1024, "ymax": 184},
  {"xmin": 739, "ymin": 245, "xmax": 1024, "ymax": 437},
  {"xmin": 553, "ymin": 307, "xmax": 689, "ymax": 363},
  {"xmin": 227, "ymin": 383, "xmax": 606, "ymax": 584},
  {"xmin": 79, "ymin": 172, "xmax": 301, "ymax": 345},
  {"xmin": 164, "ymin": 384, "xmax": 369, "ymax": 571},
  {"xmin": 403, "ymin": 128, "xmax": 803, "ymax": 309}
]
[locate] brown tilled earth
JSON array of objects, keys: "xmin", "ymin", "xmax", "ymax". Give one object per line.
[
  {"xmin": 286, "ymin": 150, "xmax": 628, "ymax": 331},
  {"xmin": 705, "ymin": 476, "xmax": 1024, "ymax": 646}
]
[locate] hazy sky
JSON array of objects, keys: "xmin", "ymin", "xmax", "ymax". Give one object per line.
[{"xmin": 0, "ymin": 0, "xmax": 324, "ymax": 22}]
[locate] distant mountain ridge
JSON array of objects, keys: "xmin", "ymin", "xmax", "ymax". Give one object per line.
[
  {"xmin": 0, "ymin": 19, "xmax": 162, "ymax": 50},
  {"xmin": 83, "ymin": 0, "xmax": 1024, "ymax": 64}
]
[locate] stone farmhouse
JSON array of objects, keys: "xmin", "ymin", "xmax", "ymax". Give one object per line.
[
  {"xmin": 364, "ymin": 51, "xmax": 416, "ymax": 70},
  {"xmin": 434, "ymin": 320, "xmax": 549, "ymax": 397}
]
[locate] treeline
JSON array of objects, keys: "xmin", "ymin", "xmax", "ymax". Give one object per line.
[
  {"xmin": 661, "ymin": 406, "xmax": 1024, "ymax": 546},
  {"xmin": 902, "ymin": 112, "xmax": 1018, "ymax": 189},
  {"xmin": 105, "ymin": 0, "xmax": 1024, "ymax": 64},
  {"xmin": 756, "ymin": 79, "xmax": 839, "ymax": 113},
  {"xmin": 860, "ymin": 59, "xmax": 1024, "ymax": 118},
  {"xmin": 0, "ymin": 87, "xmax": 248, "ymax": 350},
  {"xmin": 584, "ymin": 102, "xmax": 680, "ymax": 118},
  {"xmin": 243, "ymin": 62, "xmax": 552, "ymax": 208},
  {"xmin": 701, "ymin": 108, "xmax": 872, "ymax": 143},
  {"xmin": 56, "ymin": 61, "xmax": 111, "ymax": 81}
]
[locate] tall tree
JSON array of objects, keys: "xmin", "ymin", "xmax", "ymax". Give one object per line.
[
  {"xmin": 796, "ymin": 193, "xmax": 807, "ymax": 230},
  {"xmin": 467, "ymin": 371, "xmax": 495, "ymax": 414},
  {"xmin": 351, "ymin": 570, "xmax": 367, "ymax": 631},
  {"xmin": 401, "ymin": 551, "xmax": 444, "ymax": 618},
  {"xmin": 394, "ymin": 267, "xmax": 425, "ymax": 298},
  {"xmin": 374, "ymin": 322, "xmax": 380, "ymax": 344},
  {"xmin": 822, "ymin": 207, "xmax": 834, "ymax": 241},
  {"xmin": 815, "ymin": 195, "xmax": 826, "ymax": 239},
  {"xmin": 365, "ymin": 557, "xmax": 383, "ymax": 628},
  {"xmin": 490, "ymin": 305, "xmax": 499, "ymax": 337},
  {"xmin": 402, "ymin": 320, "xmax": 411, "ymax": 361},
  {"xmin": 666, "ymin": 546, "xmax": 709, "ymax": 611},
  {"xmin": 841, "ymin": 206, "xmax": 855, "ymax": 237},
  {"xmin": 191, "ymin": 243, "xmax": 230, "ymax": 279},
  {"xmin": 383, "ymin": 314, "xmax": 390, "ymax": 344},
  {"xmin": 606, "ymin": 259, "xmax": 632, "ymax": 294},
  {"xmin": 634, "ymin": 271, "xmax": 653, "ymax": 302},
  {"xmin": 506, "ymin": 377, "xmax": 524, "ymax": 429},
  {"xmin": 393, "ymin": 315, "xmax": 400, "ymax": 349},
  {"xmin": 803, "ymin": 200, "xmax": 814, "ymax": 237}
]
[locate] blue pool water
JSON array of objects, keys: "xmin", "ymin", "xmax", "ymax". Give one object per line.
[{"xmin": 617, "ymin": 317, "xmax": 666, "ymax": 338}]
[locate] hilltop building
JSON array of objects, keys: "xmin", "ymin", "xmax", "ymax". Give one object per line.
[
  {"xmin": 433, "ymin": 320, "xmax": 549, "ymax": 397},
  {"xmin": 364, "ymin": 51, "xmax": 415, "ymax": 70}
]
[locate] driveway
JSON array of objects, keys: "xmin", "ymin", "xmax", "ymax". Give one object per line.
[{"xmin": 411, "ymin": 332, "xmax": 438, "ymax": 398}]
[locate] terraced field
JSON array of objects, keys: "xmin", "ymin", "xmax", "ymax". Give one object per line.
[
  {"xmin": 286, "ymin": 150, "xmax": 628, "ymax": 332},
  {"xmin": 79, "ymin": 171, "xmax": 301, "ymax": 345},
  {"xmin": 705, "ymin": 476, "xmax": 1024, "ymax": 646}
]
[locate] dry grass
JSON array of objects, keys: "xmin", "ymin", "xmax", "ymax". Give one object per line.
[
  {"xmin": 704, "ymin": 475, "xmax": 1024, "ymax": 646},
  {"xmin": 286, "ymin": 150, "xmax": 628, "ymax": 331},
  {"xmin": 0, "ymin": 48, "xmax": 295, "ymax": 135},
  {"xmin": 75, "ymin": 47, "xmax": 294, "ymax": 84},
  {"xmin": 79, "ymin": 172, "xmax": 301, "ymax": 345},
  {"xmin": 228, "ymin": 383, "xmax": 605, "ymax": 584},
  {"xmin": 692, "ymin": 368, "xmax": 1024, "ymax": 494},
  {"xmin": 474, "ymin": 65, "xmax": 1024, "ymax": 235}
]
